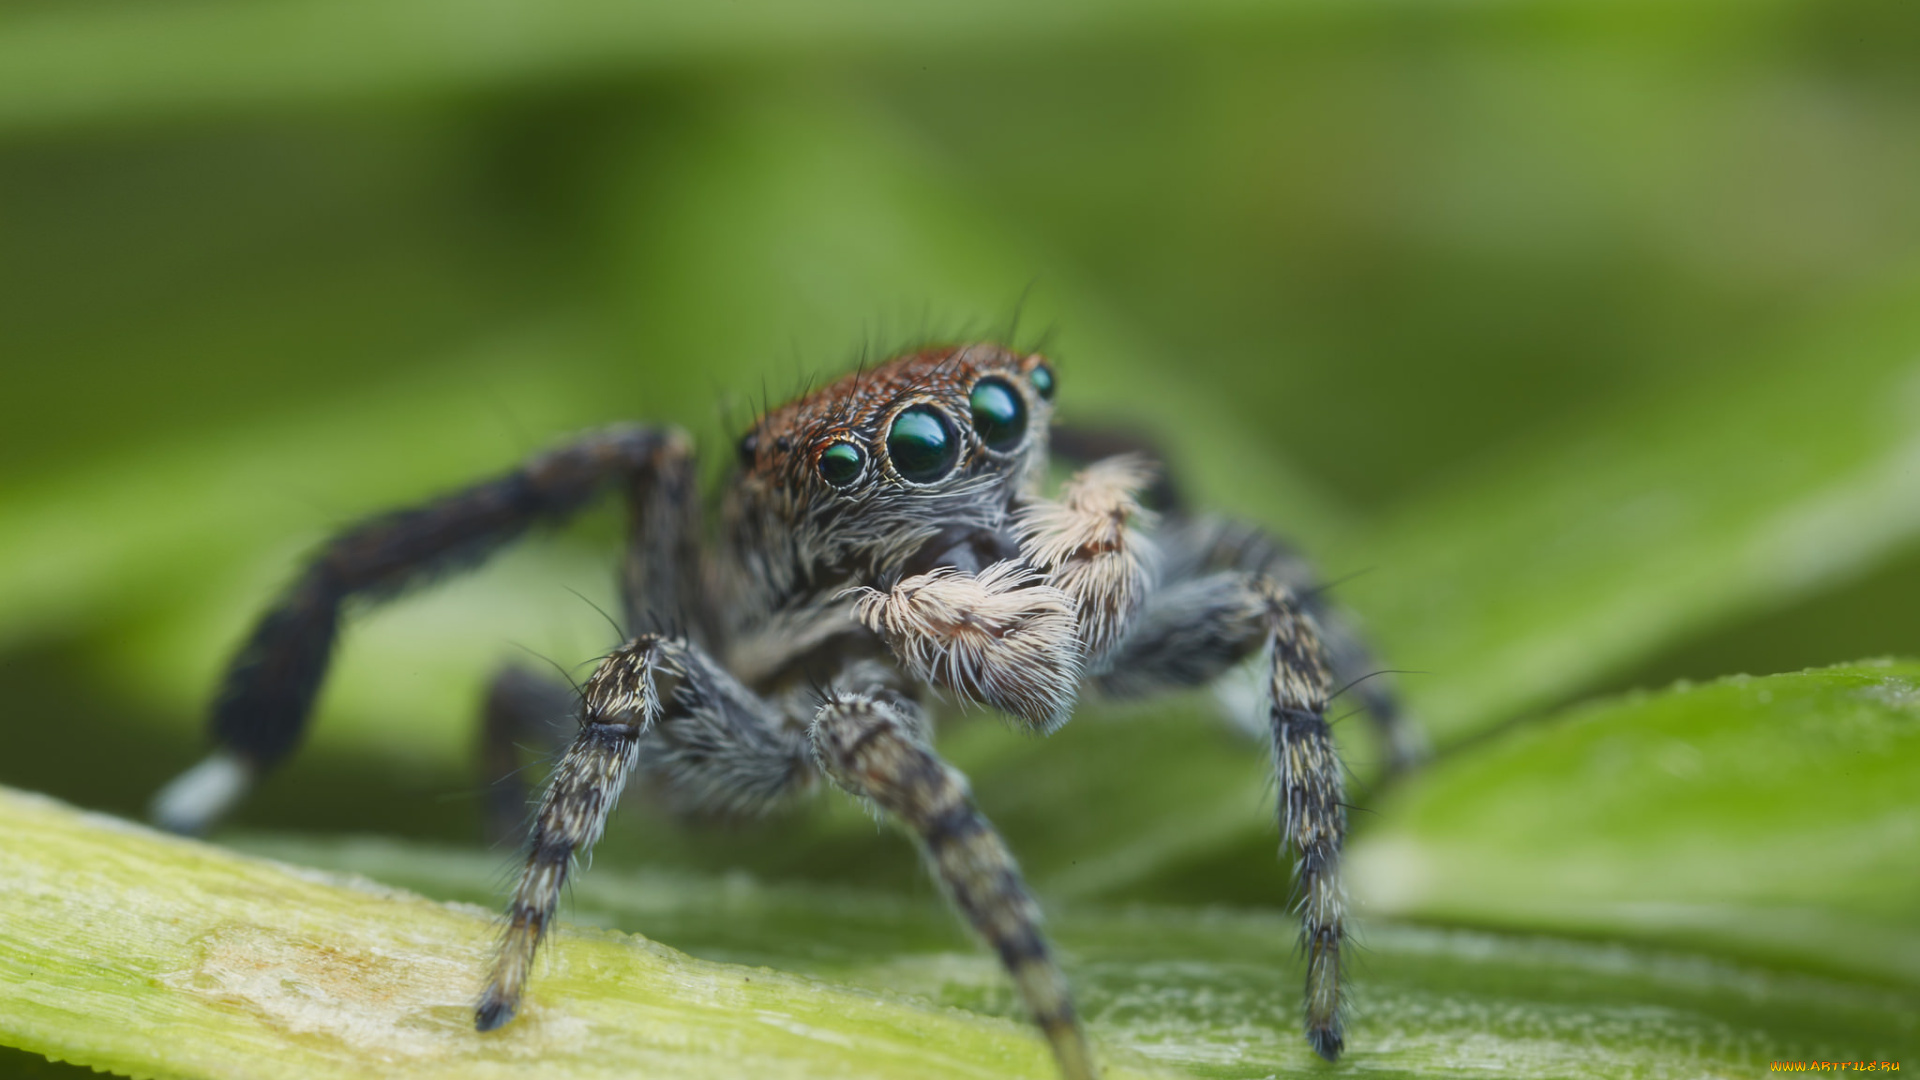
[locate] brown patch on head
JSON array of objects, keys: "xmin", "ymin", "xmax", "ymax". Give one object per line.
[{"xmin": 735, "ymin": 343, "xmax": 1052, "ymax": 494}]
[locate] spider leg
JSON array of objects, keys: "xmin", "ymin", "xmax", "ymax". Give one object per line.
[
  {"xmin": 1048, "ymin": 431, "xmax": 1421, "ymax": 771},
  {"xmin": 1156, "ymin": 516, "xmax": 1426, "ymax": 773},
  {"xmin": 150, "ymin": 426, "xmax": 698, "ymax": 834},
  {"xmin": 1259, "ymin": 581, "xmax": 1348, "ymax": 1061},
  {"xmin": 810, "ymin": 690, "xmax": 1097, "ymax": 1080},
  {"xmin": 615, "ymin": 426, "xmax": 714, "ymax": 647},
  {"xmin": 1097, "ymin": 565, "xmax": 1350, "ymax": 1061},
  {"xmin": 478, "ymin": 632, "xmax": 803, "ymax": 1030}
]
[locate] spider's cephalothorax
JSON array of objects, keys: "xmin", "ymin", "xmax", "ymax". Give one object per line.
[
  {"xmin": 722, "ymin": 347, "xmax": 1096, "ymax": 732},
  {"xmin": 151, "ymin": 343, "xmax": 1421, "ymax": 1078}
]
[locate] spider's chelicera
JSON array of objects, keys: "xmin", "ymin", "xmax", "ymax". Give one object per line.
[{"xmin": 151, "ymin": 343, "xmax": 1420, "ymax": 1078}]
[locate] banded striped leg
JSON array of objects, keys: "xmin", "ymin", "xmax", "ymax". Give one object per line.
[
  {"xmin": 810, "ymin": 693, "xmax": 1097, "ymax": 1080},
  {"xmin": 1157, "ymin": 516, "xmax": 1425, "ymax": 774},
  {"xmin": 1259, "ymin": 581, "xmax": 1348, "ymax": 1060},
  {"xmin": 1048, "ymin": 431, "xmax": 1413, "ymax": 777},
  {"xmin": 1095, "ymin": 571, "xmax": 1349, "ymax": 1060},
  {"xmin": 477, "ymin": 632, "xmax": 800, "ymax": 1030}
]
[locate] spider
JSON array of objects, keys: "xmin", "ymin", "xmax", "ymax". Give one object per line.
[{"xmin": 150, "ymin": 343, "xmax": 1420, "ymax": 1078}]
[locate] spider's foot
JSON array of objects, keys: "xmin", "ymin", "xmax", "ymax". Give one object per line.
[
  {"xmin": 149, "ymin": 751, "xmax": 253, "ymax": 835},
  {"xmin": 475, "ymin": 987, "xmax": 518, "ymax": 1032},
  {"xmin": 1307, "ymin": 1025, "xmax": 1344, "ymax": 1063}
]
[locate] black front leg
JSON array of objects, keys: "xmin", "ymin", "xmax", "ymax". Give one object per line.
[{"xmin": 151, "ymin": 425, "xmax": 690, "ymax": 834}]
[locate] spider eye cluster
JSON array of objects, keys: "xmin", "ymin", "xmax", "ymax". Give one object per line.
[{"xmin": 813, "ymin": 364, "xmax": 1055, "ymax": 489}]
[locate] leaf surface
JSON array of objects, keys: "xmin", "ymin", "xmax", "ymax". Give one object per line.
[
  {"xmin": 0, "ymin": 787, "xmax": 1160, "ymax": 1080},
  {"xmin": 1350, "ymin": 661, "xmax": 1920, "ymax": 990}
]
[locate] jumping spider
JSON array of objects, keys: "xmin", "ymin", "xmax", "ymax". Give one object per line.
[{"xmin": 151, "ymin": 343, "xmax": 1419, "ymax": 1077}]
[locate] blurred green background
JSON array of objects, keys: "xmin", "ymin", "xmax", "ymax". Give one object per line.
[{"xmin": 3, "ymin": 0, "xmax": 1919, "ymax": 1075}]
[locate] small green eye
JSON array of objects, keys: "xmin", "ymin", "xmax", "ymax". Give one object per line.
[
  {"xmin": 1029, "ymin": 363, "xmax": 1056, "ymax": 401},
  {"xmin": 969, "ymin": 377, "xmax": 1028, "ymax": 452},
  {"xmin": 817, "ymin": 441, "xmax": 864, "ymax": 487},
  {"xmin": 886, "ymin": 406, "xmax": 960, "ymax": 483}
]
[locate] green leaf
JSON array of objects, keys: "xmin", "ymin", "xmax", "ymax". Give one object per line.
[
  {"xmin": 231, "ymin": 830, "xmax": 1920, "ymax": 1075},
  {"xmin": 1351, "ymin": 292, "xmax": 1920, "ymax": 748},
  {"xmin": 7, "ymin": 784, "xmax": 1907, "ymax": 1079},
  {"xmin": 1349, "ymin": 661, "xmax": 1920, "ymax": 989},
  {"xmin": 0, "ymin": 786, "xmax": 1162, "ymax": 1080}
]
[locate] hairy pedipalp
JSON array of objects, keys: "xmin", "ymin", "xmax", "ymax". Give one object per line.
[
  {"xmin": 1018, "ymin": 454, "xmax": 1158, "ymax": 669},
  {"xmin": 850, "ymin": 561, "xmax": 1082, "ymax": 731}
]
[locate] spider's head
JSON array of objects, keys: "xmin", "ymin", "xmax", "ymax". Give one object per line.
[{"xmin": 725, "ymin": 343, "xmax": 1058, "ymax": 595}]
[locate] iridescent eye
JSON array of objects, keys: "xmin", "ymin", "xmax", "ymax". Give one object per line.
[
  {"xmin": 969, "ymin": 377, "xmax": 1028, "ymax": 452},
  {"xmin": 817, "ymin": 441, "xmax": 864, "ymax": 487},
  {"xmin": 736, "ymin": 432, "xmax": 759, "ymax": 468},
  {"xmin": 1029, "ymin": 363, "xmax": 1056, "ymax": 401},
  {"xmin": 886, "ymin": 406, "xmax": 960, "ymax": 484}
]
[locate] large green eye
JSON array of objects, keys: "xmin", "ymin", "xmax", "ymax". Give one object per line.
[
  {"xmin": 817, "ymin": 441, "xmax": 864, "ymax": 487},
  {"xmin": 886, "ymin": 405, "xmax": 960, "ymax": 483},
  {"xmin": 1028, "ymin": 363, "xmax": 1056, "ymax": 401},
  {"xmin": 969, "ymin": 377, "xmax": 1028, "ymax": 452}
]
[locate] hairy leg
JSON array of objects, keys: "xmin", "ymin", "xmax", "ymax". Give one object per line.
[
  {"xmin": 1098, "ymin": 566, "xmax": 1350, "ymax": 1060},
  {"xmin": 810, "ymin": 691, "xmax": 1097, "ymax": 1080},
  {"xmin": 1150, "ymin": 516, "xmax": 1425, "ymax": 774},
  {"xmin": 151, "ymin": 426, "xmax": 696, "ymax": 834},
  {"xmin": 616, "ymin": 429, "xmax": 715, "ymax": 647},
  {"xmin": 1258, "ymin": 580, "xmax": 1348, "ymax": 1060},
  {"xmin": 1051, "ymin": 432, "xmax": 1420, "ymax": 772},
  {"xmin": 477, "ymin": 632, "xmax": 801, "ymax": 1030}
]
